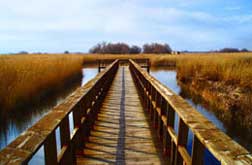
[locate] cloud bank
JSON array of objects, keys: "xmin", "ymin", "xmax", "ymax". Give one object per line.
[{"xmin": 0, "ymin": 0, "xmax": 251, "ymax": 53}]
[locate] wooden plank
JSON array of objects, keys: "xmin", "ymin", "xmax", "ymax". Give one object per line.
[
  {"xmin": 77, "ymin": 66, "xmax": 167, "ymax": 164},
  {"xmin": 129, "ymin": 59, "xmax": 252, "ymax": 164}
]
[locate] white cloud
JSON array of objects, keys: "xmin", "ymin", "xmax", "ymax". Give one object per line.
[{"xmin": 0, "ymin": 0, "xmax": 251, "ymax": 52}]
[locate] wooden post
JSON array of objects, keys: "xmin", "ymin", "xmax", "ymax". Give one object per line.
[
  {"xmin": 60, "ymin": 117, "xmax": 70, "ymax": 148},
  {"xmin": 158, "ymin": 97, "xmax": 166, "ymax": 142},
  {"xmin": 166, "ymin": 105, "xmax": 175, "ymax": 157},
  {"xmin": 153, "ymin": 90, "xmax": 158, "ymax": 128},
  {"xmin": 192, "ymin": 135, "xmax": 205, "ymax": 165},
  {"xmin": 59, "ymin": 117, "xmax": 76, "ymax": 165},
  {"xmin": 73, "ymin": 104, "xmax": 83, "ymax": 151},
  {"xmin": 44, "ymin": 132, "xmax": 58, "ymax": 165},
  {"xmin": 146, "ymin": 82, "xmax": 151, "ymax": 112},
  {"xmin": 98, "ymin": 60, "xmax": 101, "ymax": 72},
  {"xmin": 175, "ymin": 119, "xmax": 189, "ymax": 165},
  {"xmin": 170, "ymin": 140, "xmax": 176, "ymax": 165}
]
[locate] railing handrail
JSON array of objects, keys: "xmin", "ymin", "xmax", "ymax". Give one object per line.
[
  {"xmin": 129, "ymin": 59, "xmax": 252, "ymax": 164},
  {"xmin": 0, "ymin": 60, "xmax": 119, "ymax": 164},
  {"xmin": 98, "ymin": 58, "xmax": 150, "ymax": 66}
]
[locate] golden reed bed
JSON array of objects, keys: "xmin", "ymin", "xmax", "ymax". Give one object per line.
[
  {"xmin": 1, "ymin": 52, "xmax": 252, "ymax": 112},
  {"xmin": 0, "ymin": 54, "xmax": 84, "ymax": 111}
]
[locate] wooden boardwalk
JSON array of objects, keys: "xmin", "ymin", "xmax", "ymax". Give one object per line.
[
  {"xmin": 1, "ymin": 60, "xmax": 251, "ymax": 165},
  {"xmin": 76, "ymin": 66, "xmax": 167, "ymax": 164}
]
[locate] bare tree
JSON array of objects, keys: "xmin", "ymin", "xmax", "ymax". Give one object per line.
[
  {"xmin": 129, "ymin": 45, "xmax": 141, "ymax": 54},
  {"xmin": 143, "ymin": 43, "xmax": 172, "ymax": 54}
]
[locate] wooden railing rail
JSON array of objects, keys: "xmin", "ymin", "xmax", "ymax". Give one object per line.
[
  {"xmin": 129, "ymin": 59, "xmax": 252, "ymax": 165},
  {"xmin": 98, "ymin": 58, "xmax": 150, "ymax": 72},
  {"xmin": 0, "ymin": 60, "xmax": 119, "ymax": 165}
]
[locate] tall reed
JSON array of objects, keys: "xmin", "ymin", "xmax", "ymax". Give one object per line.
[
  {"xmin": 0, "ymin": 54, "xmax": 84, "ymax": 111},
  {"xmin": 175, "ymin": 53, "xmax": 252, "ymax": 89}
]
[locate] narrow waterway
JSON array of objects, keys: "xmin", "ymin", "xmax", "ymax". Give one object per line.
[
  {"xmin": 0, "ymin": 66, "xmax": 250, "ymax": 164},
  {"xmin": 150, "ymin": 67, "xmax": 251, "ymax": 165},
  {"xmin": 0, "ymin": 67, "xmax": 98, "ymax": 151}
]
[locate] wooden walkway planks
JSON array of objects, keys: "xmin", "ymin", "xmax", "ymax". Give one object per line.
[{"xmin": 76, "ymin": 66, "xmax": 167, "ymax": 165}]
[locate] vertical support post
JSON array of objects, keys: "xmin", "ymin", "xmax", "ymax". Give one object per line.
[
  {"xmin": 59, "ymin": 117, "xmax": 76, "ymax": 165},
  {"xmin": 158, "ymin": 97, "xmax": 166, "ymax": 143},
  {"xmin": 60, "ymin": 117, "xmax": 70, "ymax": 148},
  {"xmin": 44, "ymin": 132, "xmax": 58, "ymax": 165},
  {"xmin": 149, "ymin": 86, "xmax": 154, "ymax": 117},
  {"xmin": 73, "ymin": 104, "xmax": 83, "ymax": 152},
  {"xmin": 166, "ymin": 105, "xmax": 175, "ymax": 157},
  {"xmin": 98, "ymin": 60, "xmax": 101, "ymax": 72},
  {"xmin": 175, "ymin": 119, "xmax": 189, "ymax": 165},
  {"xmin": 146, "ymin": 82, "xmax": 151, "ymax": 111},
  {"xmin": 170, "ymin": 140, "xmax": 176, "ymax": 165},
  {"xmin": 192, "ymin": 135, "xmax": 205, "ymax": 165},
  {"xmin": 153, "ymin": 90, "xmax": 158, "ymax": 128}
]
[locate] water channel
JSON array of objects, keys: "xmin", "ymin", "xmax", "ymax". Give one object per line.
[{"xmin": 0, "ymin": 66, "xmax": 250, "ymax": 164}]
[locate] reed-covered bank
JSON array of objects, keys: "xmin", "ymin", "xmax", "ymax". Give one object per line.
[
  {"xmin": 0, "ymin": 54, "xmax": 84, "ymax": 113},
  {"xmin": 2, "ymin": 52, "xmax": 252, "ymax": 122},
  {"xmin": 174, "ymin": 53, "xmax": 252, "ymax": 139},
  {"xmin": 83, "ymin": 52, "xmax": 252, "ymax": 139},
  {"xmin": 81, "ymin": 53, "xmax": 177, "ymax": 66}
]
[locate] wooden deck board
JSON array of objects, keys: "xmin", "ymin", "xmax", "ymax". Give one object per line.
[{"xmin": 76, "ymin": 66, "xmax": 167, "ymax": 165}]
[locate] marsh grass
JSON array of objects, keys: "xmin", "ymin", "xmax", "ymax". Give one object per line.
[
  {"xmin": 81, "ymin": 53, "xmax": 252, "ymax": 90},
  {"xmin": 0, "ymin": 54, "xmax": 84, "ymax": 111},
  {"xmin": 2, "ymin": 53, "xmax": 251, "ymax": 112},
  {"xmin": 174, "ymin": 53, "xmax": 252, "ymax": 89}
]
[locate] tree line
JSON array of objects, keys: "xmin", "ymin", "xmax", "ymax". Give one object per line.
[
  {"xmin": 89, "ymin": 42, "xmax": 172, "ymax": 54},
  {"xmin": 219, "ymin": 48, "xmax": 249, "ymax": 53}
]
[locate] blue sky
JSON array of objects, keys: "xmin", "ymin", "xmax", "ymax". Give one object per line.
[{"xmin": 0, "ymin": 0, "xmax": 252, "ymax": 53}]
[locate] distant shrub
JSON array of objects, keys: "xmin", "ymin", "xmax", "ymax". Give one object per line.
[
  {"xmin": 143, "ymin": 43, "xmax": 172, "ymax": 54},
  {"xmin": 241, "ymin": 48, "xmax": 249, "ymax": 52},
  {"xmin": 89, "ymin": 42, "xmax": 173, "ymax": 54},
  {"xmin": 18, "ymin": 51, "xmax": 29, "ymax": 54},
  {"xmin": 129, "ymin": 45, "xmax": 142, "ymax": 54},
  {"xmin": 89, "ymin": 42, "xmax": 132, "ymax": 54},
  {"xmin": 219, "ymin": 48, "xmax": 240, "ymax": 53}
]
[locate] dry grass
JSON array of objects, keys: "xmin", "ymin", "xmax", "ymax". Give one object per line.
[
  {"xmin": 79, "ymin": 54, "xmax": 177, "ymax": 66},
  {"xmin": 0, "ymin": 54, "xmax": 84, "ymax": 111},
  {"xmin": 174, "ymin": 53, "xmax": 252, "ymax": 89},
  {"xmin": 81, "ymin": 53, "xmax": 252, "ymax": 89},
  {"xmin": 2, "ymin": 52, "xmax": 252, "ymax": 111},
  {"xmin": 140, "ymin": 52, "xmax": 252, "ymax": 137},
  {"xmin": 80, "ymin": 53, "xmax": 252, "ymax": 89}
]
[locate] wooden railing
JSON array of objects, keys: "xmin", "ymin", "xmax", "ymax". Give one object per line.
[
  {"xmin": 0, "ymin": 60, "xmax": 119, "ymax": 165},
  {"xmin": 129, "ymin": 59, "xmax": 252, "ymax": 165},
  {"xmin": 98, "ymin": 58, "xmax": 150, "ymax": 72}
]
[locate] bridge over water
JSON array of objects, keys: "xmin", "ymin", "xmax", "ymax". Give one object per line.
[{"xmin": 0, "ymin": 59, "xmax": 251, "ymax": 164}]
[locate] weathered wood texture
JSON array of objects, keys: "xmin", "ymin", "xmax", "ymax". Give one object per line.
[
  {"xmin": 77, "ymin": 66, "xmax": 167, "ymax": 164},
  {"xmin": 0, "ymin": 60, "xmax": 119, "ymax": 165},
  {"xmin": 1, "ymin": 59, "xmax": 252, "ymax": 165},
  {"xmin": 129, "ymin": 59, "xmax": 252, "ymax": 165}
]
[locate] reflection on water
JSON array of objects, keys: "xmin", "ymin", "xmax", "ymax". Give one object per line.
[
  {"xmin": 150, "ymin": 67, "xmax": 251, "ymax": 164},
  {"xmin": 81, "ymin": 68, "xmax": 98, "ymax": 85},
  {"xmin": 0, "ymin": 67, "xmax": 98, "ymax": 151},
  {"xmin": 1, "ymin": 66, "xmax": 249, "ymax": 164},
  {"xmin": 151, "ymin": 69, "xmax": 220, "ymax": 164}
]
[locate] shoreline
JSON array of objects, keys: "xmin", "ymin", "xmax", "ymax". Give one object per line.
[{"xmin": 177, "ymin": 77, "xmax": 252, "ymax": 143}]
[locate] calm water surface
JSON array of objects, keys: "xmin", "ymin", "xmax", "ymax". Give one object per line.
[
  {"xmin": 0, "ymin": 66, "xmax": 250, "ymax": 164},
  {"xmin": 150, "ymin": 67, "xmax": 251, "ymax": 165},
  {"xmin": 0, "ymin": 67, "xmax": 98, "ymax": 151}
]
